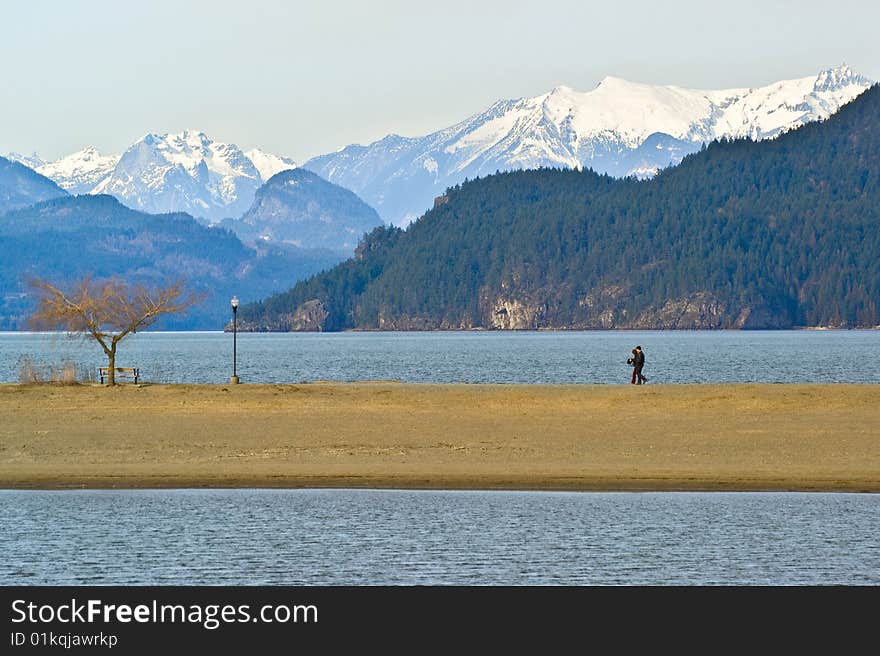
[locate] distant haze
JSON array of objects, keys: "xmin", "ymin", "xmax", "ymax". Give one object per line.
[{"xmin": 2, "ymin": 0, "xmax": 878, "ymax": 162}]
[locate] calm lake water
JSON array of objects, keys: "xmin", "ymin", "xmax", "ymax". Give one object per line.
[
  {"xmin": 1, "ymin": 490, "xmax": 877, "ymax": 585},
  {"xmin": 1, "ymin": 330, "xmax": 879, "ymax": 384}
]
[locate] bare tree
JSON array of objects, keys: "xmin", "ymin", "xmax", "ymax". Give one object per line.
[{"xmin": 28, "ymin": 277, "xmax": 202, "ymax": 385}]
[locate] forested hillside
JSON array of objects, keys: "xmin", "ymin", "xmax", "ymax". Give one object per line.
[
  {"xmin": 0, "ymin": 195, "xmax": 339, "ymax": 329},
  {"xmin": 241, "ymin": 85, "xmax": 880, "ymax": 331}
]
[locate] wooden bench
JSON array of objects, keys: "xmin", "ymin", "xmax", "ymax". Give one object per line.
[{"xmin": 99, "ymin": 367, "xmax": 140, "ymax": 384}]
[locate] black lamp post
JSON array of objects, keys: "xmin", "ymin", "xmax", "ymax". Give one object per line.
[{"xmin": 230, "ymin": 295, "xmax": 240, "ymax": 384}]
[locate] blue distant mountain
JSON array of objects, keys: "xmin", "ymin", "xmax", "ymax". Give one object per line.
[
  {"xmin": 224, "ymin": 168, "xmax": 384, "ymax": 255},
  {"xmin": 0, "ymin": 195, "xmax": 341, "ymax": 329},
  {"xmin": 0, "ymin": 156, "xmax": 67, "ymax": 214}
]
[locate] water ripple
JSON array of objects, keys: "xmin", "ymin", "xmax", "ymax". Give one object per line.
[
  {"xmin": 2, "ymin": 330, "xmax": 879, "ymax": 384},
  {"xmin": 1, "ymin": 489, "xmax": 878, "ymax": 585}
]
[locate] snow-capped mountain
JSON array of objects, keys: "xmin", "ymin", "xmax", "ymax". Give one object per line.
[
  {"xmin": 304, "ymin": 65, "xmax": 874, "ymax": 225},
  {"xmin": 3, "ymin": 152, "xmax": 46, "ymax": 170},
  {"xmin": 7, "ymin": 132, "xmax": 297, "ymax": 222},
  {"xmin": 245, "ymin": 148, "xmax": 297, "ymax": 184},
  {"xmin": 36, "ymin": 146, "xmax": 119, "ymax": 196},
  {"xmin": 95, "ymin": 130, "xmax": 289, "ymax": 221}
]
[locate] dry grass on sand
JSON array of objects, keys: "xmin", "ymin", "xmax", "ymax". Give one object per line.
[{"xmin": 0, "ymin": 382, "xmax": 878, "ymax": 492}]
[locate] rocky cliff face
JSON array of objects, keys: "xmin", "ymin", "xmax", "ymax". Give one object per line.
[
  {"xmin": 628, "ymin": 293, "xmax": 792, "ymax": 329},
  {"xmin": 375, "ymin": 314, "xmax": 474, "ymax": 331},
  {"xmin": 242, "ymin": 289, "xmax": 792, "ymax": 331},
  {"xmin": 237, "ymin": 299, "xmax": 330, "ymax": 332},
  {"xmin": 732, "ymin": 305, "xmax": 793, "ymax": 329},
  {"xmin": 578, "ymin": 284, "xmax": 631, "ymax": 329},
  {"xmin": 631, "ymin": 292, "xmax": 728, "ymax": 329},
  {"xmin": 275, "ymin": 300, "xmax": 330, "ymax": 332},
  {"xmin": 481, "ymin": 294, "xmax": 547, "ymax": 330},
  {"xmin": 488, "ymin": 288, "xmax": 793, "ymax": 330}
]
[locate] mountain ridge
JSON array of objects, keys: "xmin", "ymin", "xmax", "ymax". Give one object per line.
[
  {"xmin": 304, "ymin": 65, "xmax": 873, "ymax": 224},
  {"xmin": 0, "ymin": 194, "xmax": 341, "ymax": 329},
  {"xmin": 0, "ymin": 156, "xmax": 68, "ymax": 214},
  {"xmin": 241, "ymin": 84, "xmax": 880, "ymax": 332},
  {"xmin": 5, "ymin": 131, "xmax": 298, "ymax": 223}
]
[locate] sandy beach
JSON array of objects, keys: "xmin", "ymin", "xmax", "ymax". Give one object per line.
[{"xmin": 0, "ymin": 382, "xmax": 878, "ymax": 492}]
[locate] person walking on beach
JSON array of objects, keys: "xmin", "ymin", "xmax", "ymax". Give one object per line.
[
  {"xmin": 629, "ymin": 346, "xmax": 647, "ymax": 385},
  {"xmin": 634, "ymin": 346, "xmax": 647, "ymax": 384}
]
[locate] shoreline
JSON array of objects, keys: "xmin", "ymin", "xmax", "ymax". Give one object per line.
[
  {"xmin": 2, "ymin": 383, "xmax": 878, "ymax": 493},
  {"xmin": 6, "ymin": 480, "xmax": 878, "ymax": 494},
  {"xmin": 3, "ymin": 326, "xmax": 880, "ymax": 335}
]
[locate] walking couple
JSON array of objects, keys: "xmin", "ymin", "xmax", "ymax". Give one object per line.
[{"xmin": 629, "ymin": 346, "xmax": 647, "ymax": 384}]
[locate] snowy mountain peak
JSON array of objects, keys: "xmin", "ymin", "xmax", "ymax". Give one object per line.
[
  {"xmin": 305, "ymin": 66, "xmax": 875, "ymax": 225},
  {"xmin": 814, "ymin": 64, "xmax": 872, "ymax": 92},
  {"xmin": 179, "ymin": 128, "xmax": 209, "ymax": 139},
  {"xmin": 169, "ymin": 130, "xmax": 216, "ymax": 152},
  {"xmin": 12, "ymin": 132, "xmax": 298, "ymax": 222},
  {"xmin": 595, "ymin": 75, "xmax": 635, "ymax": 88},
  {"xmin": 3, "ymin": 152, "xmax": 46, "ymax": 169},
  {"xmin": 36, "ymin": 146, "xmax": 119, "ymax": 195},
  {"xmin": 99, "ymin": 131, "xmax": 265, "ymax": 220},
  {"xmin": 245, "ymin": 148, "xmax": 297, "ymax": 183}
]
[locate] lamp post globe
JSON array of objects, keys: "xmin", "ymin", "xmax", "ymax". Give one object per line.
[{"xmin": 230, "ymin": 296, "xmax": 240, "ymax": 384}]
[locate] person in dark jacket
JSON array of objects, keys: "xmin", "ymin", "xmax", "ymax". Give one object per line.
[
  {"xmin": 633, "ymin": 346, "xmax": 647, "ymax": 384},
  {"xmin": 629, "ymin": 346, "xmax": 647, "ymax": 384}
]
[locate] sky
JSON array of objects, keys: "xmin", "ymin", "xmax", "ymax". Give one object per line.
[{"xmin": 2, "ymin": 0, "xmax": 878, "ymax": 162}]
